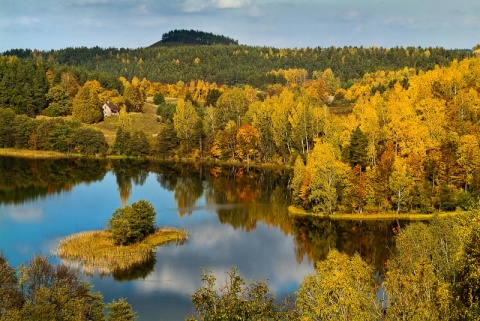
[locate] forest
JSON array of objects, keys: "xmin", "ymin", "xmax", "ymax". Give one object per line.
[
  {"xmin": 1, "ymin": 42, "xmax": 480, "ymax": 214},
  {"xmin": 1, "ymin": 36, "xmax": 480, "ymax": 319},
  {"xmin": 2, "ymin": 40, "xmax": 471, "ymax": 87}
]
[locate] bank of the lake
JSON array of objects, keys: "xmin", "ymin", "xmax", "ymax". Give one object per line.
[
  {"xmin": 0, "ymin": 148, "xmax": 291, "ymax": 170},
  {"xmin": 0, "ymin": 148, "xmax": 74, "ymax": 159},
  {"xmin": 288, "ymin": 205, "xmax": 462, "ymax": 221}
]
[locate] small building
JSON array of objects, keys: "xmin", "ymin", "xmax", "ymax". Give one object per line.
[{"xmin": 102, "ymin": 101, "xmax": 120, "ymax": 116}]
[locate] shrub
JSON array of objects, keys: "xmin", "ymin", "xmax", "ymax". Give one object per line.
[{"xmin": 107, "ymin": 200, "xmax": 156, "ymax": 245}]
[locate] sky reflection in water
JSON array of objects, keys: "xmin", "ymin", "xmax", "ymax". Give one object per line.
[{"xmin": 0, "ymin": 159, "xmax": 314, "ymax": 321}]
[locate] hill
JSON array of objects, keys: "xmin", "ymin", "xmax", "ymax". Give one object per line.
[
  {"xmin": 2, "ymin": 45, "xmax": 470, "ymax": 88},
  {"xmin": 150, "ymin": 29, "xmax": 238, "ymax": 47}
]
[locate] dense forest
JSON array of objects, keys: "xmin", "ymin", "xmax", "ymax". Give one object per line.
[
  {"xmin": 2, "ymin": 40, "xmax": 471, "ymax": 87},
  {"xmin": 150, "ymin": 29, "xmax": 239, "ymax": 47},
  {"xmin": 1, "ymin": 34, "xmax": 480, "ymax": 319},
  {"xmin": 1, "ymin": 42, "xmax": 480, "ymax": 214}
]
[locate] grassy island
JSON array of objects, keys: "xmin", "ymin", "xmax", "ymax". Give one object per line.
[
  {"xmin": 288, "ymin": 205, "xmax": 462, "ymax": 221},
  {"xmin": 56, "ymin": 227, "xmax": 188, "ymax": 276}
]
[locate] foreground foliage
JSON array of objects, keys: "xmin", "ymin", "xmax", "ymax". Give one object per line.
[
  {"xmin": 190, "ymin": 210, "xmax": 480, "ymax": 320},
  {"xmin": 0, "ymin": 254, "xmax": 136, "ymax": 321},
  {"xmin": 296, "ymin": 250, "xmax": 381, "ymax": 320},
  {"xmin": 188, "ymin": 267, "xmax": 297, "ymax": 321}
]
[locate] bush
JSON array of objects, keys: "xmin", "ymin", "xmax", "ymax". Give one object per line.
[
  {"xmin": 107, "ymin": 200, "xmax": 156, "ymax": 245},
  {"xmin": 153, "ymin": 92, "xmax": 165, "ymax": 105}
]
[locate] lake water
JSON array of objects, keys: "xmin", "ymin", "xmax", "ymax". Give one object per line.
[{"xmin": 0, "ymin": 157, "xmax": 398, "ymax": 320}]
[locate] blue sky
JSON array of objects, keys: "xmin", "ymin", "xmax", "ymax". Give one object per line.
[{"xmin": 1, "ymin": 0, "xmax": 479, "ymax": 52}]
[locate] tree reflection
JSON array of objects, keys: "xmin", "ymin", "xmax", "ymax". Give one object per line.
[
  {"xmin": 111, "ymin": 159, "xmax": 150, "ymax": 206},
  {"xmin": 292, "ymin": 217, "xmax": 399, "ymax": 269},
  {"xmin": 0, "ymin": 156, "xmax": 107, "ymax": 205},
  {"xmin": 204, "ymin": 166, "xmax": 294, "ymax": 234},
  {"xmin": 112, "ymin": 253, "xmax": 157, "ymax": 281}
]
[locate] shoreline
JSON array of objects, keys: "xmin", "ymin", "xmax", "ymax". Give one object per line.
[
  {"xmin": 288, "ymin": 205, "xmax": 462, "ymax": 221},
  {"xmin": 0, "ymin": 148, "xmax": 291, "ymax": 170}
]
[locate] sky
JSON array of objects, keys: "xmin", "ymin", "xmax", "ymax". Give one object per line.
[{"xmin": 0, "ymin": 0, "xmax": 479, "ymax": 52}]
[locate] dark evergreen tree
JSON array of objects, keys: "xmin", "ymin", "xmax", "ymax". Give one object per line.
[
  {"xmin": 112, "ymin": 127, "xmax": 131, "ymax": 155},
  {"xmin": 70, "ymin": 127, "xmax": 108, "ymax": 156},
  {"xmin": 0, "ymin": 108, "xmax": 16, "ymax": 147},
  {"xmin": 153, "ymin": 92, "xmax": 165, "ymax": 105},
  {"xmin": 156, "ymin": 122, "xmax": 179, "ymax": 157},
  {"xmin": 129, "ymin": 131, "xmax": 150, "ymax": 157},
  {"xmin": 347, "ymin": 126, "xmax": 368, "ymax": 168}
]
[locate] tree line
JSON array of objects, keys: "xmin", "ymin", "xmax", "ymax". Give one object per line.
[{"xmin": 2, "ymin": 44, "xmax": 471, "ymax": 87}]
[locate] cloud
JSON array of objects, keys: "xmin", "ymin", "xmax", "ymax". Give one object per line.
[
  {"xmin": 182, "ymin": 0, "xmax": 253, "ymax": 12},
  {"xmin": 6, "ymin": 207, "xmax": 43, "ymax": 223},
  {"xmin": 182, "ymin": 0, "xmax": 213, "ymax": 13},
  {"xmin": 215, "ymin": 0, "xmax": 251, "ymax": 9},
  {"xmin": 0, "ymin": 16, "xmax": 41, "ymax": 28},
  {"xmin": 65, "ymin": 0, "xmax": 110, "ymax": 6}
]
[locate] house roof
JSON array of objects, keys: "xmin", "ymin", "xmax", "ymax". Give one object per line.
[{"xmin": 104, "ymin": 101, "xmax": 119, "ymax": 112}]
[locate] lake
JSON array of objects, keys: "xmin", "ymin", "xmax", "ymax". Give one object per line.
[{"xmin": 0, "ymin": 157, "xmax": 399, "ymax": 320}]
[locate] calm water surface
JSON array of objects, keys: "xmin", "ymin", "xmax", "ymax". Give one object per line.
[{"xmin": 0, "ymin": 157, "xmax": 398, "ymax": 320}]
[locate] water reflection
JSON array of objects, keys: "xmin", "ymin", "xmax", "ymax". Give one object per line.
[
  {"xmin": 292, "ymin": 217, "xmax": 399, "ymax": 269},
  {"xmin": 0, "ymin": 156, "xmax": 402, "ymax": 321},
  {"xmin": 0, "ymin": 156, "xmax": 107, "ymax": 205},
  {"xmin": 112, "ymin": 253, "xmax": 157, "ymax": 282}
]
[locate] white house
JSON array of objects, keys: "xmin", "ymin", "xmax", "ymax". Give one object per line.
[{"xmin": 102, "ymin": 101, "xmax": 120, "ymax": 116}]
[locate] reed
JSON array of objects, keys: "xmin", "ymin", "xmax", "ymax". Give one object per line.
[
  {"xmin": 55, "ymin": 228, "xmax": 188, "ymax": 276},
  {"xmin": 288, "ymin": 205, "xmax": 462, "ymax": 221}
]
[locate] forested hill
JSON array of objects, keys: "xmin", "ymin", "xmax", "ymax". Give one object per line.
[
  {"xmin": 150, "ymin": 29, "xmax": 239, "ymax": 46},
  {"xmin": 2, "ymin": 44, "xmax": 471, "ymax": 87}
]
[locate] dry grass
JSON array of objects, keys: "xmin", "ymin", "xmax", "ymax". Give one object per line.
[
  {"xmin": 56, "ymin": 227, "xmax": 188, "ymax": 276},
  {"xmin": 288, "ymin": 205, "xmax": 462, "ymax": 221},
  {"xmin": 0, "ymin": 148, "xmax": 72, "ymax": 159}
]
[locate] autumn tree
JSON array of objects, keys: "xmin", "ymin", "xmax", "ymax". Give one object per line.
[
  {"xmin": 384, "ymin": 219, "xmax": 462, "ymax": 320},
  {"xmin": 173, "ymin": 98, "xmax": 201, "ymax": 155},
  {"xmin": 216, "ymin": 87, "xmax": 249, "ymax": 128},
  {"xmin": 123, "ymin": 78, "xmax": 145, "ymax": 113},
  {"xmin": 389, "ymin": 156, "xmax": 414, "ymax": 213},
  {"xmin": 271, "ymin": 90, "xmax": 295, "ymax": 160},
  {"xmin": 289, "ymin": 101, "xmax": 313, "ymax": 155},
  {"xmin": 72, "ymin": 80, "xmax": 103, "ymax": 124},
  {"xmin": 235, "ymin": 124, "xmax": 260, "ymax": 163},
  {"xmin": 15, "ymin": 255, "xmax": 105, "ymax": 321},
  {"xmin": 456, "ymin": 134, "xmax": 480, "ymax": 192},
  {"xmin": 296, "ymin": 250, "xmax": 381, "ymax": 320},
  {"xmin": 306, "ymin": 141, "xmax": 349, "ymax": 214}
]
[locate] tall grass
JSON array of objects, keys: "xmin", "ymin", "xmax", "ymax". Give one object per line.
[
  {"xmin": 0, "ymin": 148, "xmax": 71, "ymax": 159},
  {"xmin": 288, "ymin": 205, "xmax": 462, "ymax": 221},
  {"xmin": 56, "ymin": 228, "xmax": 188, "ymax": 276}
]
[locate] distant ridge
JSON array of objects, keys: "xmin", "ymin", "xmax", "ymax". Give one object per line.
[{"xmin": 150, "ymin": 29, "xmax": 238, "ymax": 47}]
